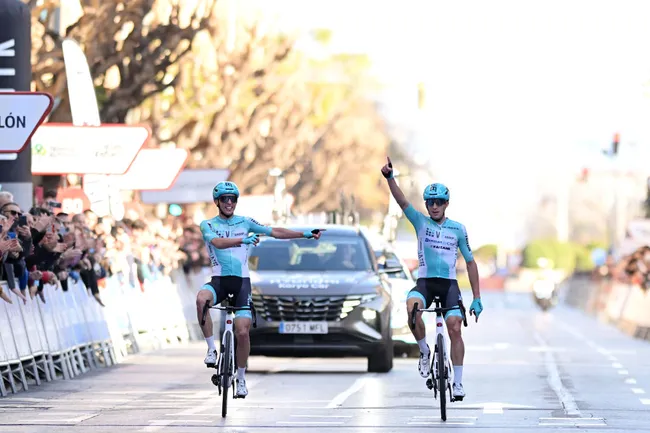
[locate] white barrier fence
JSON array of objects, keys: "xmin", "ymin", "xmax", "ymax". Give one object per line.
[{"xmin": 0, "ymin": 266, "xmax": 216, "ymax": 397}]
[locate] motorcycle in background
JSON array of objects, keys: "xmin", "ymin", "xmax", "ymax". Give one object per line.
[{"xmin": 532, "ymin": 278, "xmax": 558, "ymax": 311}]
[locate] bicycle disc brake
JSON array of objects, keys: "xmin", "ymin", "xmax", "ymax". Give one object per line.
[{"xmin": 211, "ymin": 374, "xmax": 222, "ymax": 395}]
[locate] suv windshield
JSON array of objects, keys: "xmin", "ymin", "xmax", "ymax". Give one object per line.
[{"xmin": 249, "ymin": 236, "xmax": 373, "ymax": 271}]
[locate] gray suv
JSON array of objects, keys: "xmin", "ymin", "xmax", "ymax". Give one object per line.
[{"xmin": 246, "ymin": 224, "xmax": 394, "ymax": 373}]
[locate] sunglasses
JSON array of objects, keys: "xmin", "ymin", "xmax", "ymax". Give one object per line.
[
  {"xmin": 218, "ymin": 195, "xmax": 238, "ymax": 204},
  {"xmin": 4, "ymin": 210, "xmax": 22, "ymax": 217},
  {"xmin": 426, "ymin": 198, "xmax": 447, "ymax": 207}
]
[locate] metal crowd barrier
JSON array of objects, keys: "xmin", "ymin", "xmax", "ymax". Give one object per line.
[{"xmin": 0, "ymin": 267, "xmax": 218, "ymax": 397}]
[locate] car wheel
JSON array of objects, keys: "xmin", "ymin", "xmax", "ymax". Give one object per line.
[
  {"xmin": 368, "ymin": 339, "xmax": 393, "ymax": 373},
  {"xmin": 368, "ymin": 322, "xmax": 394, "ymax": 373}
]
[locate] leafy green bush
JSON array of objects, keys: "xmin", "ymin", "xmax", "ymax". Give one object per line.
[
  {"xmin": 522, "ymin": 239, "xmax": 595, "ymax": 273},
  {"xmin": 474, "ymin": 244, "xmax": 498, "ymax": 261}
]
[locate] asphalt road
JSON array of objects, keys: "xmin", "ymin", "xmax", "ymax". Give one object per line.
[{"xmin": 2, "ymin": 291, "xmax": 650, "ymax": 432}]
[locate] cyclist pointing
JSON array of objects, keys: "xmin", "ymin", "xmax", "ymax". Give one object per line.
[
  {"xmin": 197, "ymin": 181, "xmax": 323, "ymax": 398},
  {"xmin": 381, "ymin": 157, "xmax": 483, "ymax": 400}
]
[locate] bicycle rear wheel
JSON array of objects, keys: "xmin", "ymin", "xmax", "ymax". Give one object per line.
[
  {"xmin": 436, "ymin": 333, "xmax": 447, "ymax": 421},
  {"xmin": 221, "ymin": 335, "xmax": 232, "ymax": 418}
]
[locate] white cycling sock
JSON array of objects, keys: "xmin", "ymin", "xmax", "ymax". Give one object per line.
[
  {"xmin": 417, "ymin": 338, "xmax": 429, "ymax": 354},
  {"xmin": 237, "ymin": 368, "xmax": 246, "ymax": 381},
  {"xmin": 454, "ymin": 365, "xmax": 463, "ymax": 385},
  {"xmin": 205, "ymin": 335, "xmax": 216, "ymax": 351}
]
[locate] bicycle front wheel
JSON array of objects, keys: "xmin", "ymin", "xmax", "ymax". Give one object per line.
[
  {"xmin": 436, "ymin": 333, "xmax": 446, "ymax": 421},
  {"xmin": 221, "ymin": 335, "xmax": 231, "ymax": 418}
]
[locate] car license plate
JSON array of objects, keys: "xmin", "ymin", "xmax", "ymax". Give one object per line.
[{"xmin": 279, "ymin": 321, "xmax": 328, "ymax": 334}]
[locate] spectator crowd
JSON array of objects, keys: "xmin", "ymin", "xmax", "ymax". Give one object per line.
[
  {"xmin": 0, "ymin": 190, "xmax": 203, "ymax": 306},
  {"xmin": 616, "ymin": 245, "xmax": 650, "ymax": 291}
]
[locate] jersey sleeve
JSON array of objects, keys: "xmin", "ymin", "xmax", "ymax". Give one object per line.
[
  {"xmin": 403, "ymin": 204, "xmax": 425, "ymax": 231},
  {"xmin": 457, "ymin": 224, "xmax": 474, "ymax": 262},
  {"xmin": 199, "ymin": 220, "xmax": 218, "ymax": 243},
  {"xmin": 245, "ymin": 217, "xmax": 273, "ymax": 236}
]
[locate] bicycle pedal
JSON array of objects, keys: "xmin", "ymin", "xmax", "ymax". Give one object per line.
[
  {"xmin": 205, "ymin": 363, "xmax": 216, "ymax": 368},
  {"xmin": 453, "ymin": 396, "xmax": 464, "ymax": 402}
]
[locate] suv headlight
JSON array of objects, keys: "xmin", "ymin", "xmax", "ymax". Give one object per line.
[{"xmin": 340, "ymin": 294, "xmax": 379, "ymax": 319}]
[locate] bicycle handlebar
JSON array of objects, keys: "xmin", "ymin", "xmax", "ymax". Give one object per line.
[
  {"xmin": 409, "ymin": 301, "xmax": 468, "ymax": 330},
  {"xmin": 200, "ymin": 299, "xmax": 257, "ymax": 328}
]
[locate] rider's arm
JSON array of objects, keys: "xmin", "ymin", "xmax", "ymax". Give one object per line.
[
  {"xmin": 245, "ymin": 218, "xmax": 307, "ymax": 240},
  {"xmin": 270, "ymin": 228, "xmax": 307, "ymax": 239},
  {"xmin": 200, "ymin": 220, "xmax": 244, "ymax": 249},
  {"xmin": 386, "ymin": 178, "xmax": 410, "ymax": 210},
  {"xmin": 457, "ymin": 224, "xmax": 480, "ymax": 299}
]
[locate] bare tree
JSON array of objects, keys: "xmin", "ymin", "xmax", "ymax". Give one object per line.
[
  {"xmin": 28, "ymin": 0, "xmax": 216, "ymax": 123},
  {"xmin": 131, "ymin": 18, "xmax": 390, "ymax": 213}
]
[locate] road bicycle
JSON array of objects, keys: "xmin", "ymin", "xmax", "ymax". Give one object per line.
[
  {"xmin": 201, "ymin": 293, "xmax": 257, "ymax": 418},
  {"xmin": 410, "ymin": 296, "xmax": 467, "ymax": 421}
]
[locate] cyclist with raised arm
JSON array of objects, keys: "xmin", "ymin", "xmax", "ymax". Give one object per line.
[
  {"xmin": 197, "ymin": 181, "xmax": 323, "ymax": 398},
  {"xmin": 381, "ymin": 157, "xmax": 483, "ymax": 400}
]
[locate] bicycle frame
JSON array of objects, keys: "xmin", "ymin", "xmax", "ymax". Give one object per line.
[
  {"xmin": 217, "ymin": 308, "xmax": 237, "ymax": 390},
  {"xmin": 410, "ymin": 297, "xmax": 467, "ymax": 402},
  {"xmin": 200, "ymin": 293, "xmax": 257, "ymax": 417}
]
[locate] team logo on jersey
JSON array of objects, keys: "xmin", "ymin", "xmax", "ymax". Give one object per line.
[{"xmin": 425, "ymin": 228, "xmax": 441, "ymax": 238}]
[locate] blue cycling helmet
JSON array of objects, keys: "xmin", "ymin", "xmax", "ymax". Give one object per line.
[
  {"xmin": 423, "ymin": 183, "xmax": 449, "ymax": 201},
  {"xmin": 212, "ymin": 181, "xmax": 240, "ymax": 200}
]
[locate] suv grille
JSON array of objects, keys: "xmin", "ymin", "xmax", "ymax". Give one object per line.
[{"xmin": 251, "ymin": 294, "xmax": 374, "ymax": 322}]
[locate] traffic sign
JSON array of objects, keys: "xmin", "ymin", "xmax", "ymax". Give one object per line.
[
  {"xmin": 110, "ymin": 148, "xmax": 189, "ymax": 191},
  {"xmin": 0, "ymin": 91, "xmax": 54, "ymax": 153},
  {"xmin": 31, "ymin": 123, "xmax": 150, "ymax": 175},
  {"xmin": 56, "ymin": 187, "xmax": 91, "ymax": 214}
]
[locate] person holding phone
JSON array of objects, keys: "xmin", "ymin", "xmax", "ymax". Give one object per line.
[{"xmin": 0, "ymin": 203, "xmax": 33, "ymax": 302}]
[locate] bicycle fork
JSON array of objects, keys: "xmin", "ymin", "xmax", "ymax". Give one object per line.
[
  {"xmin": 426, "ymin": 315, "xmax": 453, "ymax": 399},
  {"xmin": 212, "ymin": 315, "xmax": 236, "ymax": 396}
]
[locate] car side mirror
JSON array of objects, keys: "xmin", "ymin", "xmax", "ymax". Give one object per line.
[{"xmin": 379, "ymin": 267, "xmax": 403, "ymax": 274}]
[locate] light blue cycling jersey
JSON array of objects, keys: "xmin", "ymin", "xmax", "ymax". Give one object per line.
[
  {"xmin": 199, "ymin": 215, "xmax": 272, "ymax": 277},
  {"xmin": 404, "ymin": 205, "xmax": 474, "ymax": 279}
]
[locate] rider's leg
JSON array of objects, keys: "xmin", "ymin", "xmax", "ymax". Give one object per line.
[
  {"xmin": 445, "ymin": 313, "xmax": 464, "ymax": 382},
  {"xmin": 234, "ymin": 316, "xmax": 252, "ymax": 374},
  {"xmin": 197, "ymin": 282, "xmax": 219, "ymax": 365},
  {"xmin": 445, "ymin": 281, "xmax": 466, "ymax": 396},
  {"xmin": 196, "ymin": 285, "xmax": 216, "ymax": 340},
  {"xmin": 407, "ymin": 295, "xmax": 426, "ymax": 341},
  {"xmin": 234, "ymin": 314, "xmax": 252, "ymax": 397},
  {"xmin": 234, "ymin": 277, "xmax": 252, "ymax": 396},
  {"xmin": 407, "ymin": 289, "xmax": 431, "ymax": 378}
]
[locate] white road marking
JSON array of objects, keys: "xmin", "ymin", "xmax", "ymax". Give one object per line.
[
  {"xmin": 140, "ymin": 375, "xmax": 269, "ymax": 431},
  {"xmin": 539, "ymin": 417, "xmax": 606, "ymax": 427},
  {"xmin": 612, "ymin": 362, "xmax": 623, "ymax": 368},
  {"xmin": 631, "ymin": 388, "xmax": 645, "ymax": 394},
  {"xmin": 148, "ymin": 419, "xmax": 212, "ymax": 423},
  {"xmin": 16, "ymin": 413, "xmax": 98, "ymax": 424},
  {"xmin": 535, "ymin": 333, "xmax": 581, "ymax": 416},
  {"xmin": 408, "ymin": 421, "xmax": 474, "ymax": 426},
  {"xmin": 640, "ymin": 398, "xmax": 650, "ymax": 405},
  {"xmin": 326, "ymin": 374, "xmax": 376, "ymax": 409},
  {"xmin": 625, "ymin": 378, "xmax": 638, "ymax": 384},
  {"xmin": 277, "ymin": 421, "xmax": 345, "ymax": 425},
  {"xmin": 618, "ymin": 370, "xmax": 629, "ymax": 375},
  {"xmin": 291, "ymin": 415, "xmax": 352, "ymax": 418}
]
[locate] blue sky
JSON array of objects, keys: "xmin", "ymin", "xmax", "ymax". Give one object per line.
[{"xmin": 236, "ymin": 0, "xmax": 650, "ymax": 246}]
